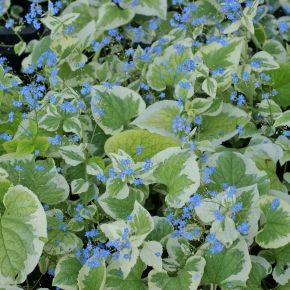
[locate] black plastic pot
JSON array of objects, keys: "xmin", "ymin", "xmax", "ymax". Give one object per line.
[
  {"xmin": 11, "ymin": 0, "xmax": 31, "ymax": 10},
  {"xmin": 0, "ymin": 23, "xmax": 52, "ymax": 73},
  {"xmin": 0, "ymin": 25, "xmax": 42, "ymax": 72}
]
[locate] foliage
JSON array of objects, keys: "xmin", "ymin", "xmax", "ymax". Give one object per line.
[{"xmin": 0, "ymin": 0, "xmax": 290, "ymax": 289}]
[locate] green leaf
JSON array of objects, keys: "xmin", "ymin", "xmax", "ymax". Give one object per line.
[
  {"xmin": 91, "ymin": 85, "xmax": 146, "ymax": 135},
  {"xmin": 250, "ymin": 51, "xmax": 280, "ymax": 72},
  {"xmin": 234, "ymin": 185, "xmax": 260, "ymax": 245},
  {"xmin": 268, "ymin": 243, "xmax": 290, "ymax": 285},
  {"xmin": 206, "ymin": 151, "xmax": 269, "ymax": 194},
  {"xmin": 44, "ymin": 209, "xmax": 82, "ymax": 256},
  {"xmin": 197, "ymin": 37, "xmax": 244, "ymax": 90},
  {"xmin": 106, "ymin": 177, "xmax": 129, "ymax": 199},
  {"xmin": 263, "ymin": 39, "xmax": 288, "ymax": 63},
  {"xmin": 128, "ymin": 201, "xmax": 154, "ymax": 247},
  {"xmin": 0, "ymin": 178, "xmax": 11, "ymax": 211},
  {"xmin": 0, "ymin": 0, "xmax": 10, "ymax": 16},
  {"xmin": 256, "ymin": 195, "xmax": 290, "ymax": 249},
  {"xmin": 77, "ymin": 258, "xmax": 106, "ymax": 290},
  {"xmin": 152, "ymin": 148, "xmax": 200, "ymax": 208},
  {"xmin": 0, "ymin": 185, "xmax": 47, "ymax": 284},
  {"xmin": 274, "ymin": 110, "xmax": 290, "ymax": 127},
  {"xmin": 277, "ymin": 16, "xmax": 290, "ymax": 42},
  {"xmin": 38, "ymin": 104, "xmax": 62, "ymax": 132},
  {"xmin": 0, "ymin": 65, "xmax": 21, "ymax": 89},
  {"xmin": 148, "ymin": 255, "xmax": 205, "ymax": 290},
  {"xmin": 190, "ymin": 0, "xmax": 223, "ymax": 25},
  {"xmin": 239, "ymin": 1, "xmax": 258, "ymax": 34},
  {"xmin": 120, "ymin": 0, "xmax": 167, "ymax": 19},
  {"xmin": 268, "ymin": 64, "xmax": 290, "ymax": 107},
  {"xmin": 106, "ymin": 258, "xmax": 147, "ymax": 290},
  {"xmin": 140, "ymin": 241, "xmax": 163, "ymax": 270},
  {"xmin": 174, "ymin": 79, "xmax": 194, "ymax": 100},
  {"xmin": 14, "ymin": 41, "xmax": 26, "ymax": 56},
  {"xmin": 146, "ymin": 217, "xmax": 174, "ymax": 243},
  {"xmin": 60, "ymin": 144, "xmax": 86, "ymax": 166},
  {"xmin": 63, "ymin": 117, "xmax": 83, "ymax": 137},
  {"xmin": 146, "ymin": 43, "xmax": 194, "ymax": 91},
  {"xmin": 98, "ymin": 187, "xmax": 145, "ymax": 220},
  {"xmin": 27, "ymin": 36, "xmax": 52, "ymax": 67},
  {"xmin": 255, "ymin": 159, "xmax": 287, "ymax": 193},
  {"xmin": 109, "ymin": 247, "xmax": 139, "ymax": 279},
  {"xmin": 41, "ymin": 13, "xmax": 80, "ymax": 38},
  {"xmin": 201, "ymin": 77, "xmax": 217, "ymax": 98},
  {"xmin": 71, "ymin": 178, "xmax": 90, "ymax": 195},
  {"xmin": 243, "ymin": 256, "xmax": 271, "ymax": 290},
  {"xmin": 96, "ymin": 3, "xmax": 135, "ymax": 30},
  {"xmin": 16, "ymin": 139, "xmax": 35, "ymax": 155},
  {"xmin": 104, "ymin": 129, "xmax": 179, "ymax": 162},
  {"xmin": 131, "ymin": 100, "xmax": 182, "ymax": 140},
  {"xmin": 0, "ymin": 154, "xmax": 69, "ymax": 204},
  {"xmin": 52, "ymin": 255, "xmax": 82, "ymax": 290},
  {"xmin": 199, "ymin": 103, "xmax": 250, "ymax": 145},
  {"xmin": 198, "ymin": 238, "xmax": 251, "ymax": 289}
]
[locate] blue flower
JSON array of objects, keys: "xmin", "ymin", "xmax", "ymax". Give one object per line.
[
  {"xmin": 125, "ymin": 48, "xmax": 134, "ymax": 56},
  {"xmin": 87, "ymin": 258, "xmax": 100, "ymax": 268},
  {"xmin": 206, "ymin": 233, "xmax": 216, "ymax": 243},
  {"xmin": 214, "ymin": 210, "xmax": 225, "ymax": 221},
  {"xmin": 80, "ymin": 82, "xmax": 92, "ymax": 95},
  {"xmin": 278, "ymin": 21, "xmax": 289, "ymax": 33},
  {"xmin": 64, "ymin": 24, "xmax": 75, "ymax": 34},
  {"xmin": 8, "ymin": 111, "xmax": 14, "ymax": 123},
  {"xmin": 35, "ymin": 165, "xmax": 45, "ymax": 171},
  {"xmin": 237, "ymin": 94, "xmax": 246, "ymax": 106},
  {"xmin": 0, "ymin": 133, "xmax": 13, "ymax": 141},
  {"xmin": 15, "ymin": 165, "xmax": 23, "ymax": 172},
  {"xmin": 271, "ymin": 198, "xmax": 280, "ymax": 211},
  {"xmin": 5, "ymin": 18, "xmax": 14, "ymax": 29},
  {"xmin": 232, "ymin": 202, "xmax": 243, "ymax": 213},
  {"xmin": 189, "ymin": 193, "xmax": 202, "ymax": 209},
  {"xmin": 48, "ymin": 135, "xmax": 62, "ymax": 145},
  {"xmin": 209, "ymin": 240, "xmax": 224, "ymax": 253},
  {"xmin": 211, "ymin": 67, "xmax": 225, "ymax": 77},
  {"xmin": 226, "ymin": 186, "xmax": 237, "ymax": 198},
  {"xmin": 237, "ymin": 222, "xmax": 249, "ymax": 235},
  {"xmin": 250, "ymin": 60, "xmax": 260, "ymax": 69},
  {"xmin": 242, "ymin": 71, "xmax": 250, "ymax": 82},
  {"xmin": 60, "ymin": 101, "xmax": 78, "ymax": 113},
  {"xmin": 194, "ymin": 115, "xmax": 202, "ymax": 125}
]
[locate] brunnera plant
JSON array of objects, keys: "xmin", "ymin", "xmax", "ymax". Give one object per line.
[{"xmin": 0, "ymin": 0, "xmax": 290, "ymax": 289}]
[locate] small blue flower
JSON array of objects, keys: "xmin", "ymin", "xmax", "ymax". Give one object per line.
[
  {"xmin": 226, "ymin": 186, "xmax": 237, "ymax": 198},
  {"xmin": 15, "ymin": 165, "xmax": 23, "ymax": 172},
  {"xmin": 48, "ymin": 135, "xmax": 62, "ymax": 145},
  {"xmin": 194, "ymin": 115, "xmax": 202, "ymax": 125},
  {"xmin": 250, "ymin": 60, "xmax": 260, "ymax": 69},
  {"xmin": 8, "ymin": 111, "xmax": 14, "ymax": 123},
  {"xmin": 237, "ymin": 222, "xmax": 249, "ymax": 235},
  {"xmin": 231, "ymin": 202, "xmax": 243, "ymax": 213},
  {"xmin": 278, "ymin": 21, "xmax": 289, "ymax": 33},
  {"xmin": 271, "ymin": 198, "xmax": 280, "ymax": 211},
  {"xmin": 35, "ymin": 165, "xmax": 45, "ymax": 171},
  {"xmin": 214, "ymin": 210, "xmax": 225, "ymax": 221},
  {"xmin": 136, "ymin": 145, "xmax": 143, "ymax": 155},
  {"xmin": 209, "ymin": 240, "xmax": 224, "ymax": 253},
  {"xmin": 211, "ymin": 67, "xmax": 225, "ymax": 77},
  {"xmin": 5, "ymin": 18, "xmax": 14, "ymax": 29}
]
